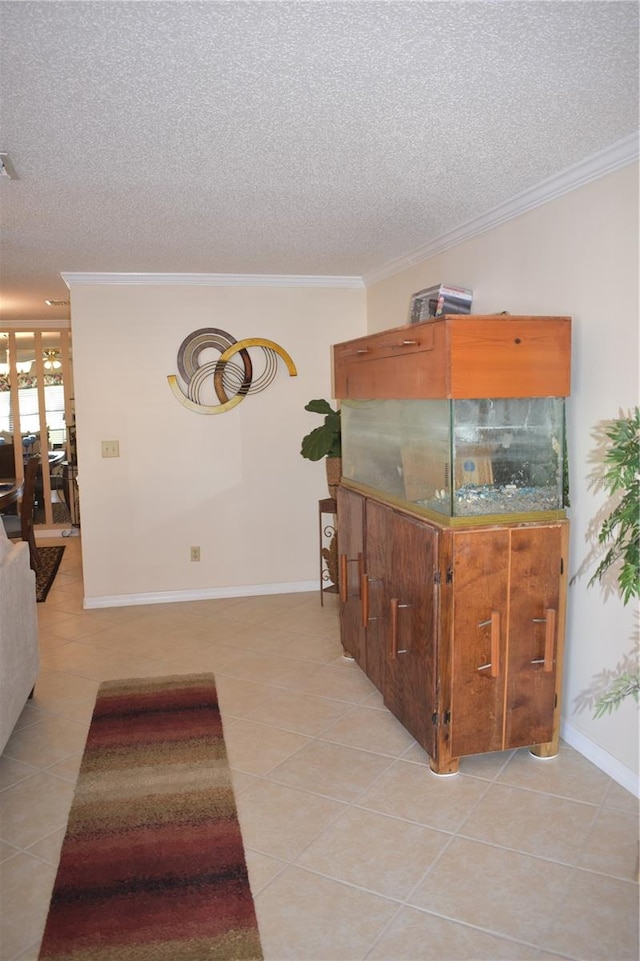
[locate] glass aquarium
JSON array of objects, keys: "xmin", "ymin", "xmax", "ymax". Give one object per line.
[{"xmin": 341, "ymin": 397, "xmax": 567, "ymax": 522}]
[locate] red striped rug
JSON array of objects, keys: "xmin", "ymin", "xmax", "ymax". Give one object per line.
[{"xmin": 38, "ymin": 674, "xmax": 263, "ymax": 961}]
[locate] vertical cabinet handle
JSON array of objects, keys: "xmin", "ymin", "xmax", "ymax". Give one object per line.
[
  {"xmin": 339, "ymin": 553, "xmax": 348, "ymax": 603},
  {"xmin": 544, "ymin": 608, "xmax": 556, "ymax": 672},
  {"xmin": 477, "ymin": 611, "xmax": 500, "ymax": 677},
  {"xmin": 490, "ymin": 610, "xmax": 500, "ymax": 678},
  {"xmin": 361, "ymin": 571, "xmax": 383, "ymax": 626},
  {"xmin": 531, "ymin": 609, "xmax": 556, "ymax": 672},
  {"xmin": 390, "ymin": 598, "xmax": 399, "ymax": 659},
  {"xmin": 361, "ymin": 574, "xmax": 369, "ymax": 627},
  {"xmin": 389, "ymin": 597, "xmax": 410, "ymax": 659}
]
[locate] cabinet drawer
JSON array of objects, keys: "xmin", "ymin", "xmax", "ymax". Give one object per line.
[{"xmin": 333, "ymin": 322, "xmax": 446, "ymax": 399}]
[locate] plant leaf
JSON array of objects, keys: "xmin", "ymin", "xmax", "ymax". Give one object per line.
[
  {"xmin": 300, "ymin": 425, "xmax": 333, "ymax": 461},
  {"xmin": 589, "ymin": 407, "xmax": 640, "ymax": 606},
  {"xmin": 305, "ymin": 399, "xmax": 335, "ymax": 416}
]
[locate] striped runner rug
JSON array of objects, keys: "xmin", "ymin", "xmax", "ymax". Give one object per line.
[{"xmin": 38, "ymin": 673, "xmax": 263, "ymax": 961}]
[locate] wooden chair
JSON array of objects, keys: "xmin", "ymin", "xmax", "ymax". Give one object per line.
[{"xmin": 1, "ymin": 456, "xmax": 41, "ymax": 571}]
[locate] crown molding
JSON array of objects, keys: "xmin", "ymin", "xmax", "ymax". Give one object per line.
[
  {"xmin": 364, "ymin": 132, "xmax": 640, "ymax": 286},
  {"xmin": 0, "ymin": 319, "xmax": 71, "ymax": 329},
  {"xmin": 61, "ymin": 272, "xmax": 364, "ymax": 289}
]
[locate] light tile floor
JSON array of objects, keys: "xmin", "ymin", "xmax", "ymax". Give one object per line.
[{"xmin": 1, "ymin": 537, "xmax": 638, "ymax": 961}]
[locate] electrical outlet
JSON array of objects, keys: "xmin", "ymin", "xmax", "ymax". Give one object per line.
[
  {"xmin": 190, "ymin": 546, "xmax": 200, "ymax": 562},
  {"xmin": 101, "ymin": 440, "xmax": 120, "ymax": 458}
]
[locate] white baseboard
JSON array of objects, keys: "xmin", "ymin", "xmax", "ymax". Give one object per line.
[
  {"xmin": 561, "ymin": 718, "xmax": 639, "ymax": 798},
  {"xmin": 83, "ymin": 580, "xmax": 319, "ymax": 610},
  {"xmin": 37, "ymin": 528, "xmax": 80, "ymax": 539}
]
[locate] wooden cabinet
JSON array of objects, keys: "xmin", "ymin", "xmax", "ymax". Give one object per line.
[
  {"xmin": 337, "ymin": 486, "xmax": 568, "ymax": 774},
  {"xmin": 333, "ymin": 314, "xmax": 571, "ymax": 400},
  {"xmin": 334, "ymin": 314, "xmax": 571, "ymax": 774}
]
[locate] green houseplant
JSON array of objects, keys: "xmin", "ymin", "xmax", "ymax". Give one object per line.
[
  {"xmin": 300, "ymin": 399, "xmax": 342, "ymax": 588},
  {"xmin": 300, "ymin": 399, "xmax": 341, "ymax": 461},
  {"xmin": 300, "ymin": 399, "xmax": 342, "ymax": 499},
  {"xmin": 587, "ymin": 407, "xmax": 640, "ymax": 716}
]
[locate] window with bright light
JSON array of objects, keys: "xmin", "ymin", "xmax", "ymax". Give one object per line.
[{"xmin": 0, "ymin": 384, "xmax": 66, "ymax": 445}]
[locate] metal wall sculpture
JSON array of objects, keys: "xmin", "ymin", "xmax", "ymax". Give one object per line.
[{"xmin": 167, "ymin": 327, "xmax": 297, "ymax": 414}]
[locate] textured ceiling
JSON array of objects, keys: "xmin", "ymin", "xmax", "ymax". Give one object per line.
[{"xmin": 0, "ymin": 0, "xmax": 638, "ymax": 321}]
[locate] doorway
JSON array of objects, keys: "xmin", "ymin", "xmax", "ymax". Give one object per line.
[{"xmin": 0, "ymin": 328, "xmax": 77, "ymax": 531}]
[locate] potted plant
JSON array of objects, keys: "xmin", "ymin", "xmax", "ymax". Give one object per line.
[
  {"xmin": 300, "ymin": 399, "xmax": 342, "ymax": 498},
  {"xmin": 587, "ymin": 407, "xmax": 639, "ymax": 716}
]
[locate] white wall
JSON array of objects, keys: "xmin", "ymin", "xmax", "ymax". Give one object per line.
[
  {"xmin": 70, "ymin": 282, "xmax": 365, "ymax": 604},
  {"xmin": 366, "ymin": 163, "xmax": 639, "ymax": 791}
]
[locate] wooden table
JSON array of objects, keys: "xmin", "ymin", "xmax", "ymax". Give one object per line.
[{"xmin": 0, "ymin": 479, "xmax": 22, "ymax": 512}]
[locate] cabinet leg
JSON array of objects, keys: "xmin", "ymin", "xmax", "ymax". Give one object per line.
[
  {"xmin": 429, "ymin": 756, "xmax": 460, "ymax": 776},
  {"xmin": 529, "ymin": 739, "xmax": 559, "ymax": 760},
  {"xmin": 341, "ymin": 647, "xmax": 355, "ymax": 660}
]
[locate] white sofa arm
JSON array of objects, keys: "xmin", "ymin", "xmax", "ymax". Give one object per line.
[{"xmin": 0, "ymin": 535, "xmax": 39, "ymax": 754}]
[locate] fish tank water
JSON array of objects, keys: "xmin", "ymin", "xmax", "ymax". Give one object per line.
[{"xmin": 341, "ymin": 397, "xmax": 567, "ymax": 522}]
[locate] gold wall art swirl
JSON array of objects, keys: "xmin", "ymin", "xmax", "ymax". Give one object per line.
[{"xmin": 167, "ymin": 327, "xmax": 297, "ymax": 414}]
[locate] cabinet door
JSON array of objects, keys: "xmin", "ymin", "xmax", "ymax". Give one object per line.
[
  {"xmin": 449, "ymin": 529, "xmax": 510, "ymax": 759},
  {"xmin": 449, "ymin": 525, "xmax": 563, "ymax": 760},
  {"xmin": 365, "ymin": 501, "xmax": 438, "ymax": 754},
  {"xmin": 384, "ymin": 507, "xmax": 438, "ymax": 758},
  {"xmin": 505, "ymin": 525, "xmax": 561, "ymax": 748},
  {"xmin": 362, "ymin": 499, "xmax": 390, "ymax": 692},
  {"xmin": 337, "ymin": 488, "xmax": 366, "ymax": 666}
]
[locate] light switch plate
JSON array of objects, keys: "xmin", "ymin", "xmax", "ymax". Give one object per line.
[{"xmin": 101, "ymin": 440, "xmax": 120, "ymax": 458}]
